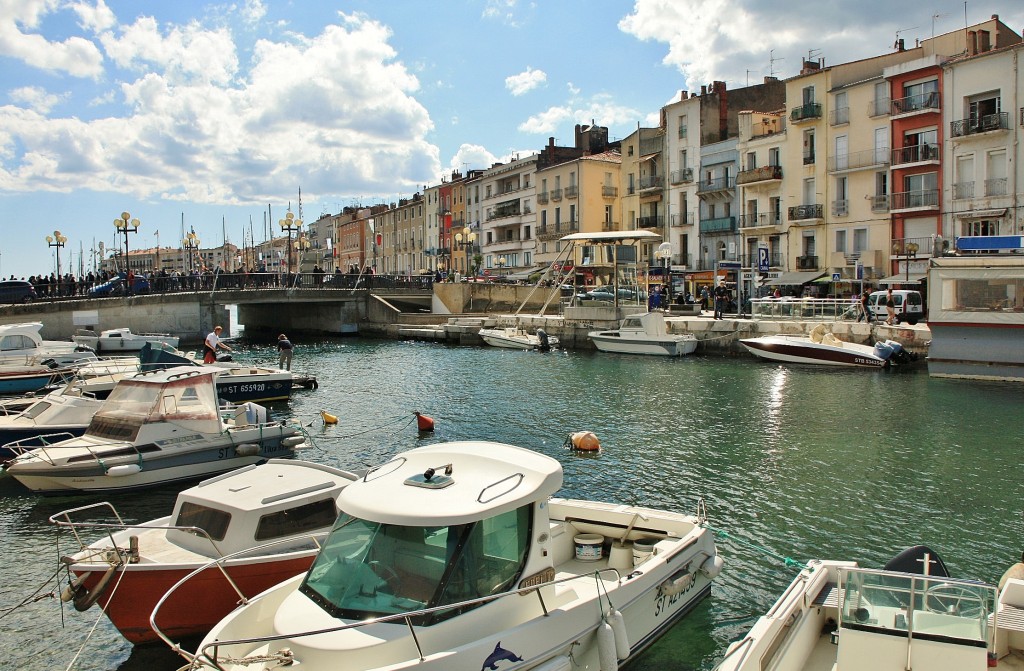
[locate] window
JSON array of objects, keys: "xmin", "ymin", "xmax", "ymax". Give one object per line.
[
  {"xmin": 175, "ymin": 503, "xmax": 231, "ymax": 541},
  {"xmin": 803, "ymin": 130, "xmax": 815, "ymax": 163},
  {"xmin": 681, "ymin": 150, "xmax": 688, "ymax": 169},
  {"xmin": 853, "ymin": 228, "xmax": 868, "ymax": 253},
  {"xmin": 604, "ymin": 205, "xmax": 612, "ymax": 223},
  {"xmin": 746, "ymin": 152, "xmax": 757, "ymax": 170},
  {"xmin": 835, "ymin": 229, "xmax": 848, "ymax": 254},
  {"xmin": 628, "ymin": 145, "xmax": 634, "ymax": 156},
  {"xmin": 768, "ymin": 147, "xmax": 780, "ymax": 166},
  {"xmin": 968, "ymin": 92, "xmax": 1001, "ymax": 123},
  {"xmin": 255, "ymin": 499, "xmax": 339, "ymax": 541},
  {"xmin": 963, "ymin": 219, "xmax": 999, "ymax": 236},
  {"xmin": 802, "ymin": 85, "xmax": 815, "ymax": 104}
]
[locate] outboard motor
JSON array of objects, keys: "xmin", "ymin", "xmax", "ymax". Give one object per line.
[
  {"xmin": 883, "ymin": 339, "xmax": 915, "ymax": 365},
  {"xmin": 536, "ymin": 328, "xmax": 551, "ymax": 352},
  {"xmin": 873, "ymin": 341, "xmax": 894, "ymax": 362},
  {"xmin": 216, "ymin": 351, "xmax": 233, "ymax": 363}
]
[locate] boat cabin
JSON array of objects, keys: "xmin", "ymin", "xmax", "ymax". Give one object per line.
[{"xmin": 298, "ymin": 442, "xmax": 563, "ymax": 626}]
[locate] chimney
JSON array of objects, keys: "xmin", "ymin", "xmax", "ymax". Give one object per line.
[
  {"xmin": 967, "ymin": 30, "xmax": 977, "ymax": 55},
  {"xmin": 701, "ymin": 84, "xmax": 707, "ymax": 95},
  {"xmin": 896, "ymin": 38, "xmax": 905, "ymax": 52}
]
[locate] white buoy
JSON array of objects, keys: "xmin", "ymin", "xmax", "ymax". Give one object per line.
[
  {"xmin": 597, "ymin": 620, "xmax": 618, "ymax": 671},
  {"xmin": 608, "ymin": 607, "xmax": 630, "ymax": 660},
  {"xmin": 105, "ymin": 464, "xmax": 142, "ymax": 477}
]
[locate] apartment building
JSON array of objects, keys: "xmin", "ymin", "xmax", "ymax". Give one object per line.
[
  {"xmin": 663, "ymin": 92, "xmax": 700, "ymax": 268},
  {"xmin": 736, "ymin": 110, "xmax": 786, "ymax": 274},
  {"xmin": 478, "ymin": 155, "xmax": 538, "ymax": 274},
  {"xmin": 377, "ymin": 194, "xmax": 426, "ymax": 275}
]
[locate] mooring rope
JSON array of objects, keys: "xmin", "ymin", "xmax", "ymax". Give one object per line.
[
  {"xmin": 701, "ymin": 522, "xmax": 803, "ymax": 569},
  {"xmin": 0, "ymin": 563, "xmax": 64, "ymax": 621},
  {"xmin": 63, "ymin": 557, "xmax": 128, "ymax": 671}
]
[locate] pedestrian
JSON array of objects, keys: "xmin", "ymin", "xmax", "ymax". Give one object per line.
[
  {"xmin": 276, "ymin": 333, "xmax": 293, "ymax": 371},
  {"xmin": 884, "ymin": 288, "xmax": 897, "ymax": 325},
  {"xmin": 713, "ymin": 282, "xmax": 729, "ymax": 320},
  {"xmin": 700, "ymin": 285, "xmax": 710, "ymax": 310},
  {"xmin": 858, "ymin": 289, "xmax": 873, "ymax": 323},
  {"xmin": 203, "ymin": 325, "xmax": 232, "ymax": 363}
]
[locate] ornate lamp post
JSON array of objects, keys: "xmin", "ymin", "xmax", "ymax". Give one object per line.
[
  {"xmin": 113, "ymin": 212, "xmax": 141, "ymax": 273},
  {"xmin": 654, "ymin": 242, "xmax": 672, "ymax": 308},
  {"xmin": 183, "ymin": 231, "xmax": 201, "ymax": 274},
  {"xmin": 46, "ymin": 230, "xmax": 68, "ymax": 276},
  {"xmin": 495, "ymin": 256, "xmax": 507, "ymax": 276},
  {"xmin": 278, "ymin": 210, "xmax": 302, "ymax": 276},
  {"xmin": 294, "ymin": 236, "xmax": 311, "ymax": 274},
  {"xmin": 905, "ymin": 242, "xmax": 919, "ymax": 284},
  {"xmin": 453, "ymin": 226, "xmax": 476, "ymax": 276}
]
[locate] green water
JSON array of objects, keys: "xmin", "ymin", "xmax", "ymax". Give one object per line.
[{"xmin": 0, "ymin": 338, "xmax": 1020, "ymax": 670}]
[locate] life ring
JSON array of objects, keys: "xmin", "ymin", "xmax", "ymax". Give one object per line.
[{"xmin": 569, "ymin": 431, "xmax": 600, "ymax": 451}]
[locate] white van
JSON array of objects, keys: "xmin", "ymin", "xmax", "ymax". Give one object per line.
[{"xmin": 867, "ymin": 290, "xmax": 924, "ymax": 324}]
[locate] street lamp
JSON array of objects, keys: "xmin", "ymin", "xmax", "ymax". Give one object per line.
[
  {"xmin": 905, "ymin": 242, "xmax": 919, "ymax": 284},
  {"xmin": 278, "ymin": 210, "xmax": 302, "ymax": 276},
  {"xmin": 294, "ymin": 236, "xmax": 311, "ymax": 274},
  {"xmin": 454, "ymin": 226, "xmax": 476, "ymax": 275},
  {"xmin": 655, "ymin": 241, "xmax": 672, "ymax": 308},
  {"xmin": 183, "ymin": 231, "xmax": 201, "ymax": 274},
  {"xmin": 113, "ymin": 211, "xmax": 141, "ymax": 273},
  {"xmin": 495, "ymin": 256, "xmax": 507, "ymax": 276},
  {"xmin": 46, "ymin": 230, "xmax": 68, "ymax": 276}
]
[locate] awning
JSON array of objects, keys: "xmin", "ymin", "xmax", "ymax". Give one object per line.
[
  {"xmin": 878, "ymin": 273, "xmax": 926, "ymax": 285},
  {"xmin": 764, "ymin": 271, "xmax": 825, "ymax": 286}
]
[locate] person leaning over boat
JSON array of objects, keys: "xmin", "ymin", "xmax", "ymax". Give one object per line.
[
  {"xmin": 276, "ymin": 333, "xmax": 293, "ymax": 371},
  {"xmin": 203, "ymin": 325, "xmax": 232, "ymax": 363}
]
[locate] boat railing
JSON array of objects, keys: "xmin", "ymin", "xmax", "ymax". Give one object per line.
[
  {"xmin": 751, "ymin": 298, "xmax": 859, "ymax": 321},
  {"xmin": 172, "ymin": 555, "xmax": 627, "ymax": 670},
  {"xmin": 3, "ymin": 431, "xmax": 78, "ymax": 459}
]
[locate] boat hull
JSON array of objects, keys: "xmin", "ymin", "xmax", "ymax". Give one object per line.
[
  {"xmin": 0, "ymin": 371, "xmax": 60, "ymax": 394},
  {"xmin": 740, "ymin": 336, "xmax": 886, "ymax": 367},
  {"xmin": 589, "ymin": 333, "xmax": 697, "ymax": 356},
  {"xmin": 73, "ymin": 553, "xmax": 316, "ymax": 644}
]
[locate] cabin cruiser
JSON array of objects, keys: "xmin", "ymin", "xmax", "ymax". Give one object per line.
[
  {"xmin": 478, "ymin": 325, "xmax": 557, "ymax": 350},
  {"xmin": 73, "ymin": 327, "xmax": 180, "ymax": 353},
  {"xmin": 177, "ymin": 441, "xmax": 721, "ymax": 671},
  {"xmin": 740, "ymin": 324, "xmax": 914, "ymax": 368},
  {"xmin": 0, "ymin": 382, "xmax": 101, "ymax": 457},
  {"xmin": 2, "ymin": 366, "xmax": 305, "ymax": 494},
  {"xmin": 714, "ymin": 546, "xmax": 1024, "ymax": 671},
  {"xmin": 0, "ymin": 322, "xmax": 97, "ymax": 367},
  {"xmin": 588, "ymin": 312, "xmax": 698, "ymax": 356},
  {"xmin": 52, "ymin": 459, "xmax": 358, "ymax": 644}
]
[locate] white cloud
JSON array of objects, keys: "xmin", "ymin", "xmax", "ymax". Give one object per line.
[
  {"xmin": 9, "ymin": 86, "xmax": 65, "ymax": 114},
  {"xmin": 518, "ymin": 106, "xmax": 573, "ymax": 134},
  {"xmin": 0, "ymin": 10, "xmax": 440, "ymax": 203},
  {"xmin": 70, "ymin": 0, "xmax": 116, "ymax": 33},
  {"xmin": 450, "ymin": 143, "xmax": 497, "ymax": 173},
  {"xmin": 505, "ymin": 66, "xmax": 546, "ymax": 96},
  {"xmin": 0, "ymin": 0, "xmax": 105, "ymax": 77},
  {"xmin": 482, "ymin": 0, "xmax": 522, "ymax": 27},
  {"xmin": 241, "ymin": 0, "xmax": 267, "ymax": 26},
  {"xmin": 517, "ymin": 95, "xmax": 645, "ymax": 136}
]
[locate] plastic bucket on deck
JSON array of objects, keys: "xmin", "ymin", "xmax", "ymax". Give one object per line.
[
  {"xmin": 574, "ymin": 534, "xmax": 605, "ymax": 562},
  {"xmin": 633, "ymin": 538, "xmax": 658, "ymax": 566}
]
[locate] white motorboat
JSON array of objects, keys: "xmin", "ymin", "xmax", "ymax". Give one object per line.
[
  {"xmin": 179, "ymin": 441, "xmax": 722, "ymax": 671},
  {"xmin": 714, "ymin": 545, "xmax": 1024, "ymax": 671},
  {"xmin": 73, "ymin": 327, "xmax": 180, "ymax": 353},
  {"xmin": 0, "ymin": 381, "xmax": 101, "ymax": 458},
  {"xmin": 2, "ymin": 366, "xmax": 305, "ymax": 494},
  {"xmin": 588, "ymin": 312, "xmax": 698, "ymax": 356},
  {"xmin": 740, "ymin": 324, "xmax": 914, "ymax": 368},
  {"xmin": 51, "ymin": 459, "xmax": 358, "ymax": 644},
  {"xmin": 478, "ymin": 325, "xmax": 558, "ymax": 350},
  {"xmin": 0, "ymin": 322, "xmax": 97, "ymax": 367}
]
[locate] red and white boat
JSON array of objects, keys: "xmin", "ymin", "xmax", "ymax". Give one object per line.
[{"xmin": 51, "ymin": 459, "xmax": 358, "ymax": 644}]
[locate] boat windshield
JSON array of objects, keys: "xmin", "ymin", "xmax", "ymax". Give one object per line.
[{"xmin": 300, "ymin": 506, "xmax": 531, "ymax": 625}]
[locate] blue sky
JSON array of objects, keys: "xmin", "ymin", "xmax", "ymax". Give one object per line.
[{"xmin": 2, "ymin": 0, "xmax": 1021, "ymax": 280}]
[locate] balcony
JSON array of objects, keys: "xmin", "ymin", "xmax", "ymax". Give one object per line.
[
  {"xmin": 891, "ymin": 143, "xmax": 940, "ymax": 166},
  {"xmin": 953, "ymin": 182, "xmax": 974, "ymax": 199},
  {"xmin": 639, "ymin": 175, "xmax": 664, "ymax": 191},
  {"xmin": 790, "ymin": 102, "xmax": 822, "ymax": 123},
  {"xmin": 536, "ymin": 191, "xmax": 549, "ymax": 204},
  {"xmin": 637, "ymin": 215, "xmax": 664, "ymax": 230},
  {"xmin": 737, "ymin": 164, "xmax": 782, "ymax": 185},
  {"xmin": 740, "ymin": 252, "xmax": 783, "ymax": 267},
  {"xmin": 890, "ymin": 91, "xmax": 940, "ymax": 116},
  {"xmin": 891, "ymin": 236, "xmax": 934, "ymax": 258},
  {"xmin": 827, "ymin": 148, "xmax": 889, "ymax": 172},
  {"xmin": 601, "ymin": 185, "xmax": 618, "ymax": 198},
  {"xmin": 670, "ymin": 168, "xmax": 694, "ymax": 185},
  {"xmin": 788, "ymin": 204, "xmax": 823, "ymax": 222},
  {"xmin": 551, "ymin": 188, "xmax": 563, "ymax": 201},
  {"xmin": 565, "ymin": 185, "xmax": 578, "ymax": 199},
  {"xmin": 488, "ymin": 200, "xmax": 523, "ymax": 220},
  {"xmin": 831, "ymin": 200, "xmax": 848, "ymax": 217},
  {"xmin": 601, "ymin": 221, "xmax": 619, "ymax": 231},
  {"xmin": 802, "ymin": 152, "xmax": 815, "ymax": 165},
  {"xmin": 830, "ymin": 107, "xmax": 849, "ymax": 126},
  {"xmin": 950, "ymin": 112, "xmax": 1010, "ymax": 138},
  {"xmin": 670, "ymin": 213, "xmax": 692, "ymax": 227},
  {"xmin": 738, "ymin": 213, "xmax": 781, "ymax": 229},
  {"xmin": 870, "ymin": 195, "xmax": 889, "ymax": 212},
  {"xmin": 889, "ymin": 189, "xmax": 939, "ymax": 212},
  {"xmin": 699, "ymin": 216, "xmax": 737, "ymax": 233},
  {"xmin": 489, "ymin": 238, "xmax": 525, "ymax": 253},
  {"xmin": 796, "ymin": 255, "xmax": 819, "ymax": 270},
  {"xmin": 985, "ymin": 178, "xmax": 1008, "ymax": 197},
  {"xmin": 697, "ymin": 176, "xmax": 735, "ymax": 194}
]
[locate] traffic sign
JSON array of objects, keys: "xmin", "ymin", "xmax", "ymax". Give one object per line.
[
  {"xmin": 757, "ymin": 248, "xmax": 769, "ymax": 273},
  {"xmin": 718, "ymin": 261, "xmax": 741, "ymax": 269},
  {"xmin": 832, "ymin": 273, "xmax": 842, "ymax": 281}
]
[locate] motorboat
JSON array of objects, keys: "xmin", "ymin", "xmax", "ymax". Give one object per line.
[
  {"xmin": 2, "ymin": 366, "xmax": 306, "ymax": 494},
  {"xmin": 714, "ymin": 545, "xmax": 1024, "ymax": 671},
  {"xmin": 0, "ymin": 382, "xmax": 101, "ymax": 457},
  {"xmin": 0, "ymin": 360, "xmax": 72, "ymax": 395},
  {"xmin": 177, "ymin": 441, "xmax": 722, "ymax": 671},
  {"xmin": 73, "ymin": 327, "xmax": 180, "ymax": 353},
  {"xmin": 478, "ymin": 325, "xmax": 558, "ymax": 350},
  {"xmin": 51, "ymin": 459, "xmax": 359, "ymax": 644},
  {"xmin": 0, "ymin": 322, "xmax": 97, "ymax": 367},
  {"xmin": 588, "ymin": 312, "xmax": 698, "ymax": 356},
  {"xmin": 740, "ymin": 324, "xmax": 914, "ymax": 368}
]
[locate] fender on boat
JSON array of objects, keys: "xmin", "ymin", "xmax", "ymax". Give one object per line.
[
  {"xmin": 71, "ymin": 564, "xmax": 119, "ymax": 612},
  {"xmin": 235, "ymin": 443, "xmax": 261, "ymax": 457},
  {"xmin": 608, "ymin": 607, "xmax": 630, "ymax": 660},
  {"xmin": 597, "ymin": 620, "xmax": 618, "ymax": 671},
  {"xmin": 281, "ymin": 436, "xmax": 305, "ymax": 449},
  {"xmin": 105, "ymin": 464, "xmax": 142, "ymax": 477},
  {"xmin": 700, "ymin": 554, "xmax": 724, "ymax": 579}
]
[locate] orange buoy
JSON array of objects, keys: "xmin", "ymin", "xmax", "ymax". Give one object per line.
[
  {"xmin": 321, "ymin": 410, "xmax": 338, "ymax": 425},
  {"xmin": 570, "ymin": 431, "xmax": 601, "ymax": 451},
  {"xmin": 414, "ymin": 411, "xmax": 435, "ymax": 432}
]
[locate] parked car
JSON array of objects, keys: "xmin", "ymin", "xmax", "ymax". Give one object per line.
[
  {"xmin": 867, "ymin": 289, "xmax": 924, "ymax": 324},
  {"xmin": 580, "ymin": 285, "xmax": 647, "ymax": 303},
  {"xmin": 0, "ymin": 280, "xmax": 37, "ymax": 304},
  {"xmin": 88, "ymin": 273, "xmax": 151, "ymax": 297}
]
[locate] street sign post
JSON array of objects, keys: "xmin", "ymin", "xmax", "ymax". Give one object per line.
[{"xmin": 757, "ymin": 248, "xmax": 769, "ymax": 273}]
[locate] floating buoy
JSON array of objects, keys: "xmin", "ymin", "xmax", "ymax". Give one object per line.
[
  {"xmin": 321, "ymin": 410, "xmax": 338, "ymax": 425},
  {"xmin": 414, "ymin": 412, "xmax": 435, "ymax": 432},
  {"xmin": 569, "ymin": 431, "xmax": 601, "ymax": 451}
]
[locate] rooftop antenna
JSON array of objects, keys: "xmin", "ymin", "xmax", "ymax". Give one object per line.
[
  {"xmin": 769, "ymin": 49, "xmax": 784, "ymax": 78},
  {"xmin": 894, "ymin": 26, "xmax": 918, "ymax": 49},
  {"xmin": 932, "ymin": 13, "xmax": 946, "ymax": 39},
  {"xmin": 807, "ymin": 48, "xmax": 822, "ymax": 63}
]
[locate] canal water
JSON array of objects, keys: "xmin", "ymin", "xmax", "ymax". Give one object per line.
[{"xmin": 1, "ymin": 337, "xmax": 1020, "ymax": 671}]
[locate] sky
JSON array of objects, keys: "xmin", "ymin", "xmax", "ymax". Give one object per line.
[{"xmin": 1, "ymin": 0, "xmax": 1022, "ymax": 280}]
